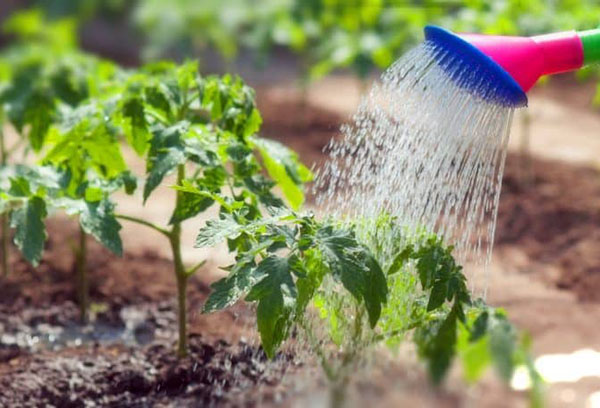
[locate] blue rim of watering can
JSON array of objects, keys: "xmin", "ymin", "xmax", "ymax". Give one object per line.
[{"xmin": 424, "ymin": 25, "xmax": 528, "ymax": 108}]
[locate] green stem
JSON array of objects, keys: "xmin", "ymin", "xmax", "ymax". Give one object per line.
[
  {"xmin": 1, "ymin": 213, "xmax": 8, "ymax": 278},
  {"xmin": 116, "ymin": 214, "xmax": 171, "ymax": 237},
  {"xmin": 76, "ymin": 225, "xmax": 88, "ymax": 323},
  {"xmin": 171, "ymin": 164, "xmax": 188, "ymax": 358},
  {"xmin": 186, "ymin": 259, "xmax": 206, "ymax": 277},
  {"xmin": 1, "ymin": 123, "xmax": 8, "ymax": 278}
]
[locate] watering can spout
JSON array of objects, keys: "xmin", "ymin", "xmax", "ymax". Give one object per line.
[{"xmin": 424, "ymin": 25, "xmax": 600, "ymax": 107}]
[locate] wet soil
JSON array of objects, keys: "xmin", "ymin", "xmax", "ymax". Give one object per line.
[
  {"xmin": 0, "ymin": 218, "xmax": 291, "ymax": 407},
  {"xmin": 4, "ymin": 92, "xmax": 600, "ymax": 406},
  {"xmin": 0, "ymin": 336, "xmax": 292, "ymax": 407},
  {"xmin": 497, "ymin": 153, "xmax": 600, "ymax": 301}
]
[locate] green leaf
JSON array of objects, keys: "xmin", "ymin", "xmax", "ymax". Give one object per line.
[
  {"xmin": 246, "ymin": 256, "xmax": 297, "ymax": 358},
  {"xmin": 416, "ymin": 243, "xmax": 443, "ymax": 289},
  {"xmin": 415, "ymin": 308, "xmax": 458, "ymax": 384},
  {"xmin": 243, "ymin": 108, "xmax": 262, "ymax": 138},
  {"xmin": 57, "ymin": 198, "xmax": 123, "ymax": 256},
  {"xmin": 427, "ymin": 280, "xmax": 448, "ymax": 311},
  {"xmin": 470, "ymin": 310, "xmax": 489, "ymax": 342},
  {"xmin": 295, "ymin": 249, "xmax": 327, "ymax": 316},
  {"xmin": 253, "ymin": 137, "xmax": 312, "ymax": 210},
  {"xmin": 489, "ymin": 318, "xmax": 516, "ymax": 381},
  {"xmin": 79, "ymin": 200, "xmax": 123, "ymax": 256},
  {"xmin": 143, "ymin": 123, "xmax": 188, "ymax": 201},
  {"xmin": 195, "ymin": 215, "xmax": 244, "ymax": 248},
  {"xmin": 170, "ymin": 191, "xmax": 214, "ymax": 224},
  {"xmin": 387, "ymin": 245, "xmax": 413, "ymax": 275},
  {"xmin": 459, "ymin": 328, "xmax": 491, "ymax": 383},
  {"xmin": 10, "ymin": 196, "xmax": 47, "ymax": 266},
  {"xmin": 315, "ymin": 225, "xmax": 366, "ymax": 300},
  {"xmin": 364, "ymin": 254, "xmax": 388, "ymax": 328},
  {"xmin": 25, "ymin": 91, "xmax": 54, "ymax": 151},
  {"xmin": 315, "ymin": 225, "xmax": 387, "ymax": 327},
  {"xmin": 122, "ymin": 98, "xmax": 150, "ymax": 155},
  {"xmin": 144, "ymin": 147, "xmax": 186, "ymax": 202},
  {"xmin": 203, "ymin": 261, "xmax": 259, "ymax": 313}
]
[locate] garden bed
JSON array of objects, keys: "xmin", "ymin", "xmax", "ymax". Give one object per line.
[
  {"xmin": 0, "ymin": 218, "xmax": 293, "ymax": 407},
  {"xmin": 3, "ymin": 93, "xmax": 600, "ymax": 407}
]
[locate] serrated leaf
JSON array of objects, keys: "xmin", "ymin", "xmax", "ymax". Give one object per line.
[
  {"xmin": 203, "ymin": 261, "xmax": 258, "ymax": 313},
  {"xmin": 315, "ymin": 225, "xmax": 387, "ymax": 327},
  {"xmin": 195, "ymin": 215, "xmax": 244, "ymax": 248},
  {"xmin": 57, "ymin": 198, "xmax": 123, "ymax": 256},
  {"xmin": 387, "ymin": 245, "xmax": 413, "ymax": 275},
  {"xmin": 79, "ymin": 200, "xmax": 123, "ymax": 256},
  {"xmin": 170, "ymin": 191, "xmax": 214, "ymax": 224},
  {"xmin": 315, "ymin": 225, "xmax": 366, "ymax": 299},
  {"xmin": 427, "ymin": 280, "xmax": 448, "ymax": 311},
  {"xmin": 470, "ymin": 310, "xmax": 489, "ymax": 342},
  {"xmin": 8, "ymin": 177, "xmax": 31, "ymax": 197},
  {"xmin": 10, "ymin": 196, "xmax": 47, "ymax": 266},
  {"xmin": 364, "ymin": 254, "xmax": 388, "ymax": 328},
  {"xmin": 296, "ymin": 249, "xmax": 326, "ymax": 316},
  {"xmin": 144, "ymin": 147, "xmax": 186, "ymax": 202},
  {"xmin": 144, "ymin": 123, "xmax": 189, "ymax": 202},
  {"xmin": 416, "ymin": 308, "xmax": 458, "ymax": 384},
  {"xmin": 25, "ymin": 91, "xmax": 54, "ymax": 151},
  {"xmin": 246, "ymin": 256, "xmax": 297, "ymax": 359},
  {"xmin": 461, "ymin": 331, "xmax": 491, "ymax": 383},
  {"xmin": 122, "ymin": 98, "xmax": 150, "ymax": 155},
  {"xmin": 416, "ymin": 245, "xmax": 442, "ymax": 290}
]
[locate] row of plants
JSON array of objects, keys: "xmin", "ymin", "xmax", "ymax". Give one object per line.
[
  {"xmin": 0, "ymin": 9, "xmax": 543, "ymax": 406},
  {"xmin": 132, "ymin": 0, "xmax": 600, "ymax": 85},
  {"xmin": 16, "ymin": 2, "xmax": 600, "ymax": 91}
]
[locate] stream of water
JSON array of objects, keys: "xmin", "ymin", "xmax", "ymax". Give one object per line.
[{"xmin": 314, "ymin": 42, "xmax": 517, "ymax": 295}]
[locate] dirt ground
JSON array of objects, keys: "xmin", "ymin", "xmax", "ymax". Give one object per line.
[{"xmin": 3, "ymin": 74, "xmax": 600, "ymax": 406}]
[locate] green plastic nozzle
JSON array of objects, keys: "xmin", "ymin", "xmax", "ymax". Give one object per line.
[{"xmin": 579, "ymin": 28, "xmax": 600, "ymax": 65}]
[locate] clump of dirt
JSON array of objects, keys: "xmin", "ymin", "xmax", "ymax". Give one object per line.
[
  {"xmin": 497, "ymin": 153, "xmax": 600, "ymax": 301},
  {"xmin": 0, "ymin": 335, "xmax": 295, "ymax": 407}
]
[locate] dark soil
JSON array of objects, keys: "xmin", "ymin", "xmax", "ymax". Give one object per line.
[
  {"xmin": 496, "ymin": 153, "xmax": 600, "ymax": 301},
  {"xmin": 0, "ymin": 217, "xmax": 291, "ymax": 407},
  {"xmin": 0, "ymin": 336, "xmax": 293, "ymax": 407}
]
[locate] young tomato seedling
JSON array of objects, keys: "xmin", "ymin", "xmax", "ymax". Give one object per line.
[
  {"xmin": 201, "ymin": 210, "xmax": 543, "ymax": 407},
  {"xmin": 114, "ymin": 61, "xmax": 311, "ymax": 357},
  {"xmin": 0, "ymin": 9, "xmax": 123, "ymax": 280}
]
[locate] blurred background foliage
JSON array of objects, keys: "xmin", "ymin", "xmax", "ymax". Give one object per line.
[{"xmin": 2, "ymin": 0, "xmax": 600, "ymax": 87}]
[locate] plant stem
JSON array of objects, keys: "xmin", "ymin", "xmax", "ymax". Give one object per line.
[
  {"xmin": 171, "ymin": 164, "xmax": 188, "ymax": 358},
  {"xmin": 186, "ymin": 259, "xmax": 206, "ymax": 276},
  {"xmin": 1, "ymin": 123, "xmax": 9, "ymax": 278},
  {"xmin": 116, "ymin": 165, "xmax": 193, "ymax": 357},
  {"xmin": 76, "ymin": 225, "xmax": 89, "ymax": 323},
  {"xmin": 115, "ymin": 214, "xmax": 171, "ymax": 237},
  {"xmin": 1, "ymin": 213, "xmax": 8, "ymax": 278}
]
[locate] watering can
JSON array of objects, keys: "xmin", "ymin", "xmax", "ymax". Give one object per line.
[{"xmin": 424, "ymin": 25, "xmax": 600, "ymax": 107}]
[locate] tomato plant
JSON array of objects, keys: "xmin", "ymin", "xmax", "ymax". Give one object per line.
[
  {"xmin": 110, "ymin": 60, "xmax": 311, "ymax": 356},
  {"xmin": 200, "ymin": 210, "xmax": 543, "ymax": 405},
  {"xmin": 0, "ymin": 10, "xmax": 130, "ymax": 319}
]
